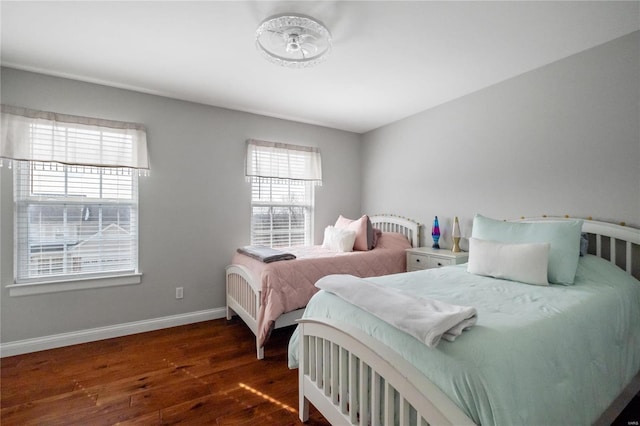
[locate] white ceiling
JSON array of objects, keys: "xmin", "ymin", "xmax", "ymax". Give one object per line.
[{"xmin": 1, "ymin": 1, "xmax": 638, "ymax": 134}]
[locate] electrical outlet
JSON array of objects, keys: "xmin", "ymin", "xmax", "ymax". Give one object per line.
[{"xmin": 175, "ymin": 287, "xmax": 184, "ymax": 299}]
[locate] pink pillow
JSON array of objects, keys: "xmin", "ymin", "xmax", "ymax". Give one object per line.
[
  {"xmin": 375, "ymin": 232, "xmax": 411, "ymax": 250},
  {"xmin": 335, "ymin": 215, "xmax": 370, "ymax": 251}
]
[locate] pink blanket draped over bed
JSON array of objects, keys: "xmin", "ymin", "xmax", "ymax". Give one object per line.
[{"xmin": 231, "ymin": 232, "xmax": 411, "ymax": 346}]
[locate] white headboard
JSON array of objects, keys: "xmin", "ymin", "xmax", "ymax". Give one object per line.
[{"xmin": 370, "ymin": 214, "xmax": 420, "ymax": 248}]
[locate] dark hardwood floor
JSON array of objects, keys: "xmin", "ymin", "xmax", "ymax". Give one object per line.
[
  {"xmin": 2, "ymin": 318, "xmax": 638, "ymax": 425},
  {"xmin": 1, "ymin": 318, "xmax": 329, "ymax": 425}
]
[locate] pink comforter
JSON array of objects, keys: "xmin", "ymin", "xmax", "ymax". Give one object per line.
[{"xmin": 230, "ymin": 232, "xmax": 411, "ymax": 346}]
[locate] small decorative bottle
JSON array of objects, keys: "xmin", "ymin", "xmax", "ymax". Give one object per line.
[{"xmin": 431, "ymin": 216, "xmax": 440, "ymax": 249}]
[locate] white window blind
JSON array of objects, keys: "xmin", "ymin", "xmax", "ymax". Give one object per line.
[
  {"xmin": 1, "ymin": 105, "xmax": 147, "ymax": 285},
  {"xmin": 14, "ymin": 162, "xmax": 138, "ymax": 282},
  {"xmin": 251, "ymin": 177, "xmax": 313, "ymax": 247},
  {"xmin": 246, "ymin": 140, "xmax": 321, "ymax": 248}
]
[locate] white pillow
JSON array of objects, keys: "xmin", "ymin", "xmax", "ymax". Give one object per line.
[
  {"xmin": 467, "ymin": 238, "xmax": 550, "ymax": 286},
  {"xmin": 322, "ymin": 226, "xmax": 357, "ymax": 252}
]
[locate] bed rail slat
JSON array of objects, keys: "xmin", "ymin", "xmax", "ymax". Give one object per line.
[
  {"xmin": 331, "ymin": 343, "xmax": 339, "ymax": 404},
  {"xmin": 400, "ymin": 397, "xmax": 409, "ymax": 425},
  {"xmin": 316, "ymin": 338, "xmax": 323, "ymax": 390},
  {"xmin": 384, "ymin": 383, "xmax": 394, "ymax": 425},
  {"xmin": 349, "ymin": 353, "xmax": 358, "ymax": 424},
  {"xmin": 359, "ymin": 360, "xmax": 369, "ymax": 425},
  {"xmin": 323, "ymin": 340, "xmax": 331, "ymax": 397},
  {"xmin": 309, "ymin": 336, "xmax": 316, "ymax": 381},
  {"xmin": 372, "ymin": 371, "xmax": 382, "ymax": 426},
  {"xmin": 610, "ymin": 237, "xmax": 616, "ymax": 266},
  {"xmin": 340, "ymin": 347, "xmax": 348, "ymax": 414}
]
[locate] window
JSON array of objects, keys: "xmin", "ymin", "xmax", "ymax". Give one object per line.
[
  {"xmin": 1, "ymin": 105, "xmax": 148, "ymax": 292},
  {"xmin": 245, "ymin": 139, "xmax": 322, "ymax": 248},
  {"xmin": 14, "ymin": 161, "xmax": 138, "ymax": 282},
  {"xmin": 250, "ymin": 177, "xmax": 313, "ymax": 247}
]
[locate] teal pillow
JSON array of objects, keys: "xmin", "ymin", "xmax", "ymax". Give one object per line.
[{"xmin": 471, "ymin": 214, "xmax": 583, "ymax": 285}]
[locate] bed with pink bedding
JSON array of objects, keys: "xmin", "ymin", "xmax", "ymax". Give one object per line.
[{"xmin": 226, "ymin": 214, "xmax": 420, "ymax": 359}]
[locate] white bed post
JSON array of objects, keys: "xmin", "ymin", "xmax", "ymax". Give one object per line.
[{"xmin": 298, "ymin": 323, "xmax": 310, "ymax": 422}]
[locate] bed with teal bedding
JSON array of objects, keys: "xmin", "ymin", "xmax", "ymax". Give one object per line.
[{"xmin": 289, "ymin": 217, "xmax": 640, "ymax": 425}]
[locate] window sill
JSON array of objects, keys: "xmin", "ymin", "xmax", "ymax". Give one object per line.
[{"xmin": 6, "ymin": 273, "xmax": 142, "ymax": 297}]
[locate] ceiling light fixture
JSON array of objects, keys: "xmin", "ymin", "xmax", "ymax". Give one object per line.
[{"xmin": 256, "ymin": 13, "xmax": 332, "ymax": 68}]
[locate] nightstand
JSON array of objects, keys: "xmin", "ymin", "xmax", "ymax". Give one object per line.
[{"xmin": 406, "ymin": 247, "xmax": 469, "ymax": 272}]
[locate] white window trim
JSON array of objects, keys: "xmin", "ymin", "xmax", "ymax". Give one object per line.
[
  {"xmin": 246, "ymin": 139, "xmax": 321, "ymax": 248},
  {"xmin": 6, "ymin": 272, "xmax": 142, "ymax": 296},
  {"xmin": 13, "ymin": 161, "xmax": 140, "ymax": 285}
]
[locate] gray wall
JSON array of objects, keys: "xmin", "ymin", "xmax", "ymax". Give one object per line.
[
  {"xmin": 0, "ymin": 68, "xmax": 362, "ymax": 343},
  {"xmin": 362, "ymin": 31, "xmax": 640, "ymax": 249}
]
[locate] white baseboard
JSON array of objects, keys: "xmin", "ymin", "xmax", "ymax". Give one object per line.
[{"xmin": 0, "ymin": 307, "xmax": 227, "ymax": 357}]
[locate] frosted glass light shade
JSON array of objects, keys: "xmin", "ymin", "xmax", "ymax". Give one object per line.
[
  {"xmin": 452, "ymin": 217, "xmax": 461, "ymax": 238},
  {"xmin": 256, "ymin": 14, "xmax": 332, "ymax": 68},
  {"xmin": 452, "ymin": 216, "xmax": 462, "ymax": 252}
]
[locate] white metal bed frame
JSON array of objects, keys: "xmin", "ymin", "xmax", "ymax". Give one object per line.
[
  {"xmin": 226, "ymin": 214, "xmax": 420, "ymax": 359},
  {"xmin": 297, "ymin": 217, "xmax": 640, "ymax": 425}
]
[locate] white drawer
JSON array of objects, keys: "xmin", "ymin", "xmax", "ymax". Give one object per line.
[
  {"xmin": 407, "ymin": 253, "xmax": 428, "ymax": 270},
  {"xmin": 407, "ymin": 253, "xmax": 456, "ymax": 271},
  {"xmin": 406, "ymin": 247, "xmax": 469, "ymax": 272},
  {"xmin": 428, "ymin": 257, "xmax": 455, "ymax": 268}
]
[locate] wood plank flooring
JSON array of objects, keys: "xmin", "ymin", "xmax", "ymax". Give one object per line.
[
  {"xmin": 1, "ymin": 318, "xmax": 329, "ymax": 425},
  {"xmin": 2, "ymin": 317, "xmax": 638, "ymax": 425}
]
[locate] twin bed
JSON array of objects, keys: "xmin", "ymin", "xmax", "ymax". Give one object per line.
[
  {"xmin": 226, "ymin": 214, "xmax": 420, "ymax": 359},
  {"xmin": 289, "ymin": 216, "xmax": 640, "ymax": 425}
]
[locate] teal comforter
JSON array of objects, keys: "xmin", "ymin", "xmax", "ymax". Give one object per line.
[{"xmin": 288, "ymin": 255, "xmax": 640, "ymax": 425}]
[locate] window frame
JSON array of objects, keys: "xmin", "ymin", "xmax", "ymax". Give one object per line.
[
  {"xmin": 8, "ymin": 161, "xmax": 142, "ymax": 296},
  {"xmin": 245, "ymin": 139, "xmax": 322, "ymax": 249},
  {"xmin": 250, "ymin": 176, "xmax": 315, "ymax": 248}
]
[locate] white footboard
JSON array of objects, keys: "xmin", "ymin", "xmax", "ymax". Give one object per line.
[
  {"xmin": 226, "ymin": 263, "xmax": 306, "ymax": 359},
  {"xmin": 297, "ymin": 318, "xmax": 475, "ymax": 426},
  {"xmin": 225, "ymin": 264, "xmax": 264, "ymax": 359}
]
